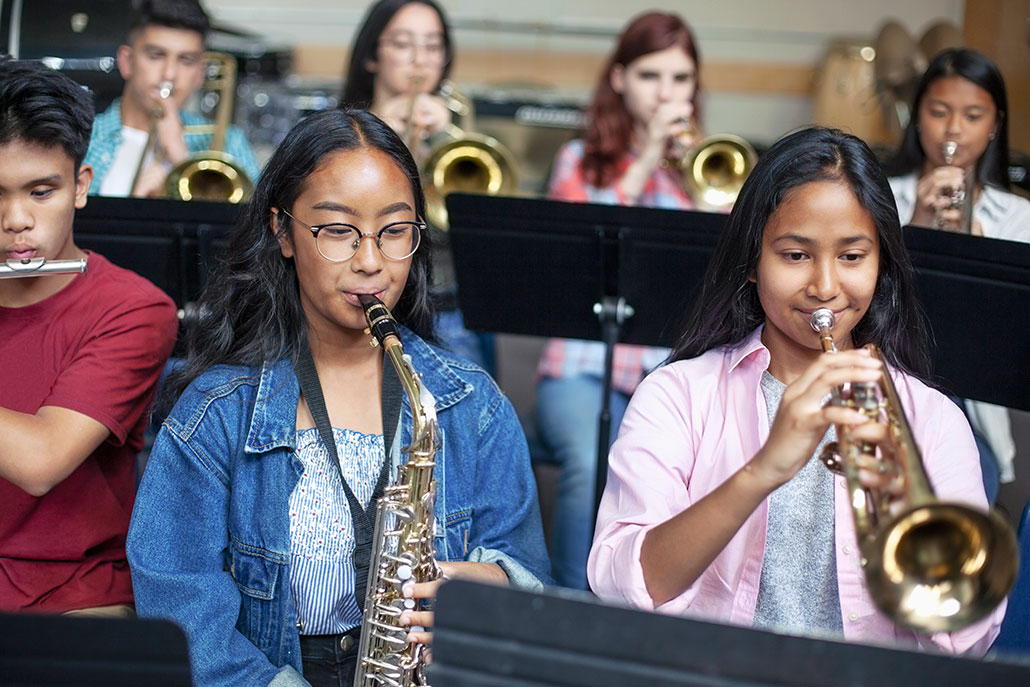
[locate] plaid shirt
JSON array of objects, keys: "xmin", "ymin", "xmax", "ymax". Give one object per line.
[
  {"xmin": 84, "ymin": 98, "xmax": 261, "ymax": 194},
  {"xmin": 537, "ymin": 140, "xmax": 692, "ymax": 395}
]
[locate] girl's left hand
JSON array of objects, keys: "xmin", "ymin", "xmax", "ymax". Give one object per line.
[{"xmin": 401, "ymin": 561, "xmax": 508, "ymax": 646}]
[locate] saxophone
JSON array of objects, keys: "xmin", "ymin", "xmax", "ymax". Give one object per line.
[{"xmin": 355, "ymin": 294, "xmax": 441, "ymax": 687}]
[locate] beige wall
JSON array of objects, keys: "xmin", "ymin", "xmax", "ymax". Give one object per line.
[{"xmin": 205, "ymin": 1, "xmax": 980, "ymax": 144}]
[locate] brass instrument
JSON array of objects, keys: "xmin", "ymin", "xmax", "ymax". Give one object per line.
[
  {"xmin": 355, "ymin": 294, "xmax": 440, "ymax": 687},
  {"xmin": 420, "ymin": 80, "xmax": 518, "ymax": 229},
  {"xmin": 936, "ymin": 141, "xmax": 974, "ymax": 233},
  {"xmin": 671, "ymin": 122, "xmax": 757, "ymax": 211},
  {"xmin": 163, "ymin": 52, "xmax": 253, "ymax": 204},
  {"xmin": 810, "ymin": 308, "xmax": 1017, "ymax": 633},
  {"xmin": 129, "ymin": 80, "xmax": 174, "ymax": 196},
  {"xmin": 1, "ymin": 257, "xmax": 88, "ymax": 279}
]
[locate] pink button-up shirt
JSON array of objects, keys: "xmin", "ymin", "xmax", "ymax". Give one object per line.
[{"xmin": 589, "ymin": 327, "xmax": 1004, "ymax": 655}]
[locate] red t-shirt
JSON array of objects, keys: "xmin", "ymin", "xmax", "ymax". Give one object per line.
[{"xmin": 0, "ymin": 251, "xmax": 178, "ymax": 612}]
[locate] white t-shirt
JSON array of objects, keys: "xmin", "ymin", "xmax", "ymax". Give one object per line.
[
  {"xmin": 98, "ymin": 126, "xmax": 152, "ymax": 197},
  {"xmin": 889, "ymin": 172, "xmax": 1030, "ymax": 243}
]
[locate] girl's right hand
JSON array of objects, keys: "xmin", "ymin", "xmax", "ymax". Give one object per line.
[
  {"xmin": 748, "ymin": 349, "xmax": 883, "ymax": 490},
  {"xmin": 377, "ymin": 93, "xmax": 450, "ymax": 141},
  {"xmin": 911, "ymin": 165, "xmax": 967, "ymax": 229},
  {"xmin": 641, "ymin": 102, "xmax": 694, "ymax": 161}
]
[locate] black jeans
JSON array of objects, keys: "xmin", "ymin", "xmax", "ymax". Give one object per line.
[{"xmin": 300, "ymin": 626, "xmax": 361, "ymax": 687}]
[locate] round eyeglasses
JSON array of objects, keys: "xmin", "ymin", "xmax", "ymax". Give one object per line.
[
  {"xmin": 281, "ymin": 209, "xmax": 422, "ymax": 262},
  {"xmin": 378, "ymin": 33, "xmax": 448, "ymax": 66}
]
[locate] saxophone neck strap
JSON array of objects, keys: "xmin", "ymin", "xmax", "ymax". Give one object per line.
[{"xmin": 294, "ymin": 338, "xmax": 402, "ymax": 605}]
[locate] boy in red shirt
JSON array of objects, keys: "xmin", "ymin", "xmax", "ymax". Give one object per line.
[{"xmin": 0, "ymin": 57, "xmax": 178, "ymax": 615}]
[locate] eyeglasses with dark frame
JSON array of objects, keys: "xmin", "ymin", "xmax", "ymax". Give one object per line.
[{"xmin": 281, "ymin": 209, "xmax": 423, "ymax": 262}]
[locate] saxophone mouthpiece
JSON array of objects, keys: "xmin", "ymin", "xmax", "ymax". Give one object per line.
[
  {"xmin": 942, "ymin": 141, "xmax": 958, "ymax": 166},
  {"xmin": 810, "ymin": 308, "xmax": 835, "ymax": 332},
  {"xmin": 358, "ymin": 294, "xmax": 400, "ymax": 348}
]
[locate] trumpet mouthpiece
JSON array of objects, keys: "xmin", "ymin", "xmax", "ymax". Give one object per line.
[{"xmin": 810, "ymin": 308, "xmax": 835, "ymax": 332}]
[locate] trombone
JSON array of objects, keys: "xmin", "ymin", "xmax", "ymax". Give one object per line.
[{"xmin": 164, "ymin": 52, "xmax": 254, "ymax": 204}]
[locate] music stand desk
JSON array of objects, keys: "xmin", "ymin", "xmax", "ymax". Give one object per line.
[{"xmin": 430, "ymin": 580, "xmax": 1030, "ymax": 687}]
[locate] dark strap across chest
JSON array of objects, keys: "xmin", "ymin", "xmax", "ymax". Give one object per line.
[{"xmin": 293, "ymin": 341, "xmax": 402, "ymax": 608}]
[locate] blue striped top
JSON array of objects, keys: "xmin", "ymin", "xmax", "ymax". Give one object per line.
[{"xmin": 289, "ymin": 427, "xmax": 385, "ymax": 634}]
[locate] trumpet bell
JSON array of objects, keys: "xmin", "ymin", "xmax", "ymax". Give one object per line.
[
  {"xmin": 866, "ymin": 503, "xmax": 1018, "ymax": 633},
  {"xmin": 422, "ymin": 132, "xmax": 518, "ymax": 229},
  {"xmin": 682, "ymin": 134, "xmax": 757, "ymax": 211},
  {"xmin": 165, "ymin": 151, "xmax": 254, "ymax": 204}
]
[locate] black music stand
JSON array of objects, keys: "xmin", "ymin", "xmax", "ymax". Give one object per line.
[
  {"xmin": 0, "ymin": 612, "xmax": 192, "ymax": 686},
  {"xmin": 430, "ymin": 580, "xmax": 1030, "ymax": 687},
  {"xmin": 902, "ymin": 225, "xmax": 1030, "ymax": 412},
  {"xmin": 74, "ymin": 196, "xmax": 238, "ymax": 309},
  {"xmin": 448, "ymin": 194, "xmax": 1030, "ymax": 453},
  {"xmin": 446, "ymin": 193, "xmax": 724, "ymax": 513}
]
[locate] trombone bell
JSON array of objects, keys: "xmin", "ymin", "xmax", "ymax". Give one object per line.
[{"xmin": 165, "ymin": 52, "xmax": 254, "ymax": 204}]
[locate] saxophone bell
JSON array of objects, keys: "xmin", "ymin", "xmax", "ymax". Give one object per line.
[{"xmin": 808, "ymin": 308, "xmax": 1018, "ymax": 633}]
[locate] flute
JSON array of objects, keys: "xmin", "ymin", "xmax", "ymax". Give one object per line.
[{"xmin": 0, "ymin": 257, "xmax": 89, "ymax": 279}]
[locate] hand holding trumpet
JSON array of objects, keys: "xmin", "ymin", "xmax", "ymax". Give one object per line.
[{"xmin": 912, "ymin": 141, "xmax": 980, "ymax": 234}]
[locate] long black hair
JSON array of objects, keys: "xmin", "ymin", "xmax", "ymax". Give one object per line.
[
  {"xmin": 340, "ymin": 0, "xmax": 453, "ymax": 107},
  {"xmin": 165, "ymin": 108, "xmax": 436, "ymax": 400},
  {"xmin": 670, "ymin": 126, "xmax": 932, "ymax": 382},
  {"xmin": 886, "ymin": 48, "xmax": 1009, "ymax": 189}
]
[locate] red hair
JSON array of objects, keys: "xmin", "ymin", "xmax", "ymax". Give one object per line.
[{"xmin": 581, "ymin": 12, "xmax": 701, "ymax": 188}]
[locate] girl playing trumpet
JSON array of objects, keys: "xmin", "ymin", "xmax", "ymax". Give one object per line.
[{"xmin": 589, "ymin": 127, "xmax": 1003, "ymax": 654}]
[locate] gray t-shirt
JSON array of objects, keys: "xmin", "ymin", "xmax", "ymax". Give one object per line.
[{"xmin": 753, "ymin": 371, "xmax": 844, "ymax": 638}]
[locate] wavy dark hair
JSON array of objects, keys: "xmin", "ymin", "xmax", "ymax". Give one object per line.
[
  {"xmin": 0, "ymin": 57, "xmax": 94, "ymax": 170},
  {"xmin": 885, "ymin": 48, "xmax": 1009, "ymax": 189},
  {"xmin": 164, "ymin": 108, "xmax": 436, "ymax": 401},
  {"xmin": 670, "ymin": 126, "xmax": 932, "ymax": 382},
  {"xmin": 581, "ymin": 11, "xmax": 701, "ymax": 188},
  {"xmin": 340, "ymin": 0, "xmax": 453, "ymax": 108}
]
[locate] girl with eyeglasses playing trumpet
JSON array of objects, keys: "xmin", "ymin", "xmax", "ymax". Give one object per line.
[
  {"xmin": 589, "ymin": 127, "xmax": 1003, "ymax": 654},
  {"xmin": 341, "ymin": 0, "xmax": 454, "ymax": 162}
]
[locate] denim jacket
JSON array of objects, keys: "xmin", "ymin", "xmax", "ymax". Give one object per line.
[{"xmin": 127, "ymin": 329, "xmax": 551, "ymax": 687}]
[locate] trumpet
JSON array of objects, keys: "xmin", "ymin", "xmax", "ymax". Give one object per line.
[
  {"xmin": 668, "ymin": 120, "xmax": 757, "ymax": 211},
  {"xmin": 414, "ymin": 80, "xmax": 518, "ymax": 230},
  {"xmin": 1, "ymin": 257, "xmax": 88, "ymax": 279},
  {"xmin": 935, "ymin": 140, "xmax": 974, "ymax": 233},
  {"xmin": 809, "ymin": 308, "xmax": 1017, "ymax": 633}
]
